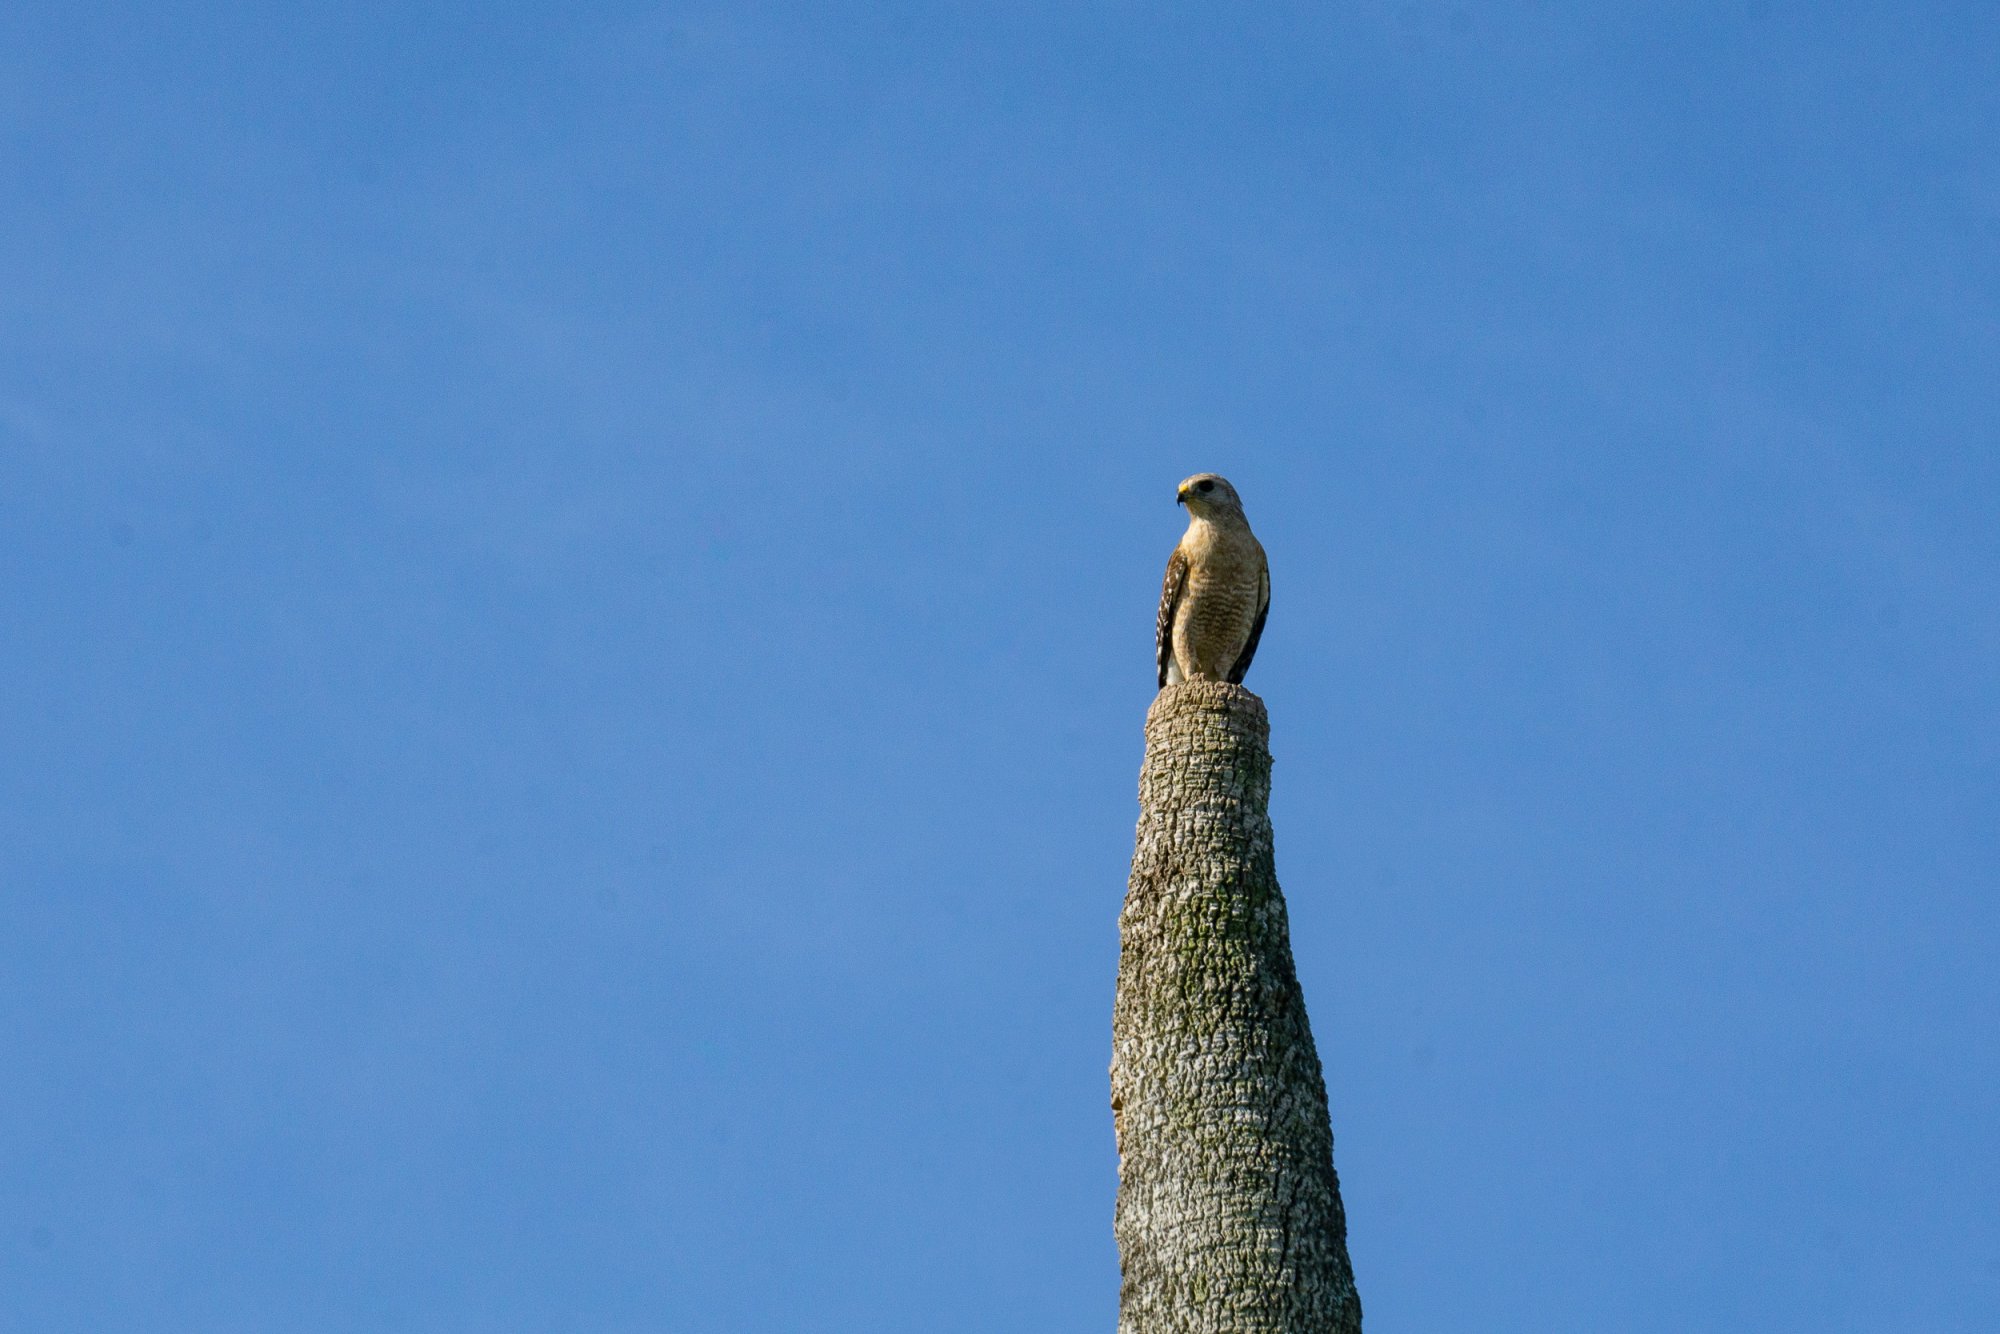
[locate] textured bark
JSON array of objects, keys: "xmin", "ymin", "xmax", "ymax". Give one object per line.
[{"xmin": 1112, "ymin": 682, "xmax": 1361, "ymax": 1334}]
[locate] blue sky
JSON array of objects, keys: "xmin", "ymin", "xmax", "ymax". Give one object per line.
[{"xmin": 3, "ymin": 3, "xmax": 1996, "ymax": 1330}]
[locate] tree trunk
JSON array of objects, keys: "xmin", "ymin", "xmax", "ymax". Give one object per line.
[{"xmin": 1112, "ymin": 682, "xmax": 1361, "ymax": 1334}]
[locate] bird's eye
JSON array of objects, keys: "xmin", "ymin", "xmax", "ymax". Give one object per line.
[{"xmin": 1196, "ymin": 479, "xmax": 1216, "ymax": 493}]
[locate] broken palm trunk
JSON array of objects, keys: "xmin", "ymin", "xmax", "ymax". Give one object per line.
[{"xmin": 1112, "ymin": 681, "xmax": 1361, "ymax": 1334}]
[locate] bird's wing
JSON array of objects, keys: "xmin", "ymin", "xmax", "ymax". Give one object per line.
[
  {"xmin": 1226, "ymin": 560, "xmax": 1269, "ymax": 685},
  {"xmin": 1156, "ymin": 546, "xmax": 1189, "ymax": 688}
]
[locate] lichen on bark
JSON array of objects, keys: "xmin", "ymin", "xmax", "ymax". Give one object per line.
[{"xmin": 1112, "ymin": 681, "xmax": 1361, "ymax": 1334}]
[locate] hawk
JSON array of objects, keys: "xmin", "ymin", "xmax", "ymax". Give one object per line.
[{"xmin": 1156, "ymin": 473, "xmax": 1270, "ymax": 688}]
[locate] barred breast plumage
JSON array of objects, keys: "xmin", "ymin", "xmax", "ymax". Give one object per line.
[{"xmin": 1156, "ymin": 474, "xmax": 1270, "ymax": 689}]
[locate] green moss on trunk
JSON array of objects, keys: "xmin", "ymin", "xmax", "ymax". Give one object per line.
[{"xmin": 1111, "ymin": 682, "xmax": 1361, "ymax": 1334}]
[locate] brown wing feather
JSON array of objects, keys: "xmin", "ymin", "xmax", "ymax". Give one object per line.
[
  {"xmin": 1226, "ymin": 563, "xmax": 1269, "ymax": 685},
  {"xmin": 1156, "ymin": 547, "xmax": 1189, "ymax": 688}
]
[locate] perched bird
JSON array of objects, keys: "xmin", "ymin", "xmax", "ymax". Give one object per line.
[{"xmin": 1156, "ymin": 473, "xmax": 1270, "ymax": 688}]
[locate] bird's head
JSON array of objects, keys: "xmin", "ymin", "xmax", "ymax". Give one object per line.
[{"xmin": 1176, "ymin": 473, "xmax": 1246, "ymax": 522}]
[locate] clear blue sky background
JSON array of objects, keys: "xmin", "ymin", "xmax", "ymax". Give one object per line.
[{"xmin": 3, "ymin": 3, "xmax": 1996, "ymax": 1330}]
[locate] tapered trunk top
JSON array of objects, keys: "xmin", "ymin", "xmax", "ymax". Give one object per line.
[{"xmin": 1112, "ymin": 681, "xmax": 1360, "ymax": 1334}]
